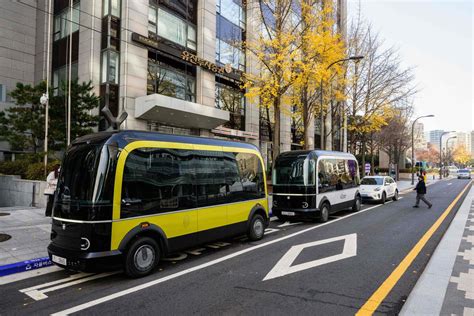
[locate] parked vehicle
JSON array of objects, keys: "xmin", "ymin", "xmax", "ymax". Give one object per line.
[
  {"xmin": 457, "ymin": 169, "xmax": 472, "ymax": 179},
  {"xmin": 272, "ymin": 150, "xmax": 361, "ymax": 223},
  {"xmin": 360, "ymin": 176, "xmax": 399, "ymax": 204},
  {"xmin": 48, "ymin": 131, "xmax": 269, "ymax": 277}
]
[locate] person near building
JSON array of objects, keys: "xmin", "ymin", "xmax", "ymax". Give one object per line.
[
  {"xmin": 44, "ymin": 164, "xmax": 60, "ymax": 217},
  {"xmin": 413, "ymin": 175, "xmax": 432, "ymax": 209}
]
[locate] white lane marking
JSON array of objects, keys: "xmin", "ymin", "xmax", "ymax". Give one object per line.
[
  {"xmin": 52, "ymin": 203, "xmax": 385, "ymax": 316},
  {"xmin": 20, "ymin": 272, "xmax": 93, "ymax": 293},
  {"xmin": 263, "ymin": 233, "xmax": 357, "ymax": 281},
  {"xmin": 264, "ymin": 228, "xmax": 280, "ymax": 235},
  {"xmin": 22, "ymin": 272, "xmax": 120, "ymax": 301},
  {"xmin": 0, "ymin": 266, "xmax": 62, "ymax": 285},
  {"xmin": 270, "ymin": 216, "xmax": 278, "ymax": 222},
  {"xmin": 277, "ymin": 221, "xmax": 302, "ymax": 228},
  {"xmin": 448, "ymin": 183, "xmax": 452, "ymax": 186}
]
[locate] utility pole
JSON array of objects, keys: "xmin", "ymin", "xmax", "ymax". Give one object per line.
[{"xmin": 42, "ymin": 0, "xmax": 52, "ymax": 176}]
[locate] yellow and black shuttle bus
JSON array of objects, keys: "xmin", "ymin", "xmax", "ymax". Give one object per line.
[{"xmin": 48, "ymin": 131, "xmax": 269, "ymax": 277}]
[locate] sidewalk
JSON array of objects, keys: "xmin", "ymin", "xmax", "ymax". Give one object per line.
[
  {"xmin": 401, "ymin": 183, "xmax": 474, "ymax": 315},
  {"xmin": 0, "ymin": 207, "xmax": 50, "ymax": 266}
]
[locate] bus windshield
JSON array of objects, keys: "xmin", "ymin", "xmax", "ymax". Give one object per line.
[
  {"xmin": 273, "ymin": 155, "xmax": 315, "ymax": 186},
  {"xmin": 53, "ymin": 143, "xmax": 117, "ymax": 221}
]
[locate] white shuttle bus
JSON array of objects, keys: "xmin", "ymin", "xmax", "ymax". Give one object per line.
[{"xmin": 272, "ymin": 150, "xmax": 361, "ymax": 222}]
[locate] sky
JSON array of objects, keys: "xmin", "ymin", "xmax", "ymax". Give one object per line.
[{"xmin": 347, "ymin": 0, "xmax": 473, "ymax": 133}]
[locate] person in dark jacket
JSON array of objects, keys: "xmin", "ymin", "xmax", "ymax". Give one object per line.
[{"xmin": 413, "ymin": 175, "xmax": 432, "ymax": 208}]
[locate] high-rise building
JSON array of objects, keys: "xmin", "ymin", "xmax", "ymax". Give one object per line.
[
  {"xmin": 413, "ymin": 122, "xmax": 427, "ymax": 150},
  {"xmin": 0, "ymin": 0, "xmax": 347, "ymax": 165},
  {"xmin": 428, "ymin": 130, "xmax": 445, "ymax": 150},
  {"xmin": 0, "ymin": 0, "xmax": 50, "ymax": 160},
  {"xmin": 453, "ymin": 132, "xmax": 471, "ymax": 153}
]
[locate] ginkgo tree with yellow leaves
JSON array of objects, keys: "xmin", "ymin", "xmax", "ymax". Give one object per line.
[{"xmin": 452, "ymin": 145, "xmax": 471, "ymax": 167}]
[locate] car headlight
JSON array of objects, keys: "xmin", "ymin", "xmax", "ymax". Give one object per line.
[{"xmin": 374, "ymin": 187, "xmax": 381, "ymax": 191}]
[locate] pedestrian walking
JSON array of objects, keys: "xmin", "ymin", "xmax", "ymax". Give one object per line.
[
  {"xmin": 413, "ymin": 175, "xmax": 432, "ymax": 208},
  {"xmin": 44, "ymin": 164, "xmax": 60, "ymax": 217}
]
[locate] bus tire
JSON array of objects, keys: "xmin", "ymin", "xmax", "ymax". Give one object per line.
[
  {"xmin": 124, "ymin": 237, "xmax": 160, "ymax": 278},
  {"xmin": 352, "ymin": 195, "xmax": 361, "ymax": 212},
  {"xmin": 248, "ymin": 214, "xmax": 265, "ymax": 241},
  {"xmin": 319, "ymin": 203, "xmax": 330, "ymax": 223}
]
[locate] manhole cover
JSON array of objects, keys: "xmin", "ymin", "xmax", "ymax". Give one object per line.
[
  {"xmin": 0, "ymin": 212, "xmax": 10, "ymax": 216},
  {"xmin": 0, "ymin": 234, "xmax": 11, "ymax": 242}
]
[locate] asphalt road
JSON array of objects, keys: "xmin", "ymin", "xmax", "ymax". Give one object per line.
[{"xmin": 0, "ymin": 178, "xmax": 471, "ymax": 315}]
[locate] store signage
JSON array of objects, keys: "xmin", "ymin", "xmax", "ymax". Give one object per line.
[
  {"xmin": 181, "ymin": 51, "xmax": 232, "ymax": 75},
  {"xmin": 131, "ymin": 33, "xmax": 233, "ymax": 75},
  {"xmin": 131, "ymin": 32, "xmax": 159, "ymax": 50}
]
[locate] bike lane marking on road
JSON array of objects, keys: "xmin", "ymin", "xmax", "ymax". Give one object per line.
[
  {"xmin": 356, "ymin": 181, "xmax": 472, "ymax": 316},
  {"xmin": 263, "ymin": 233, "xmax": 357, "ymax": 281},
  {"xmin": 51, "ymin": 202, "xmax": 388, "ymax": 316}
]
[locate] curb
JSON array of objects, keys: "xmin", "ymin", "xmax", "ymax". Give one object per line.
[{"xmin": 0, "ymin": 257, "xmax": 53, "ymax": 277}]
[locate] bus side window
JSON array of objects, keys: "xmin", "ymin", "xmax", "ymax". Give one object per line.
[{"xmin": 195, "ymin": 151, "xmax": 227, "ymax": 207}]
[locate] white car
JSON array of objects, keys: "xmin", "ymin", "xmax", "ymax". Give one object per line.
[
  {"xmin": 360, "ymin": 176, "xmax": 399, "ymax": 204},
  {"xmin": 457, "ymin": 169, "xmax": 471, "ymax": 179}
]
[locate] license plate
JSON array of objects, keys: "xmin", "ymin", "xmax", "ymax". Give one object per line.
[
  {"xmin": 281, "ymin": 211, "xmax": 295, "ymax": 216},
  {"xmin": 52, "ymin": 255, "xmax": 67, "ymax": 265}
]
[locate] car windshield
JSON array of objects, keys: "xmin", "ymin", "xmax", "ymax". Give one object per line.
[
  {"xmin": 458, "ymin": 169, "xmax": 469, "ymax": 173},
  {"xmin": 361, "ymin": 178, "xmax": 384, "ymax": 185},
  {"xmin": 273, "ymin": 155, "xmax": 315, "ymax": 186}
]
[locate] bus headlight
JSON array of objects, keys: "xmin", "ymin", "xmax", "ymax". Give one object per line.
[{"xmin": 81, "ymin": 237, "xmax": 90, "ymax": 251}]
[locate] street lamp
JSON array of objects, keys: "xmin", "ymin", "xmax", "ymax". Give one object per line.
[
  {"xmin": 439, "ymin": 131, "xmax": 455, "ymax": 179},
  {"xmin": 411, "ymin": 114, "xmax": 434, "ymax": 185},
  {"xmin": 444, "ymin": 136, "xmax": 457, "ymax": 172},
  {"xmin": 320, "ymin": 56, "xmax": 364, "ymax": 150}
]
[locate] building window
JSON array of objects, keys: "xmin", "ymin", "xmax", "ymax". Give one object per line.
[
  {"xmin": 53, "ymin": 3, "xmax": 80, "ymax": 41},
  {"xmin": 103, "ymin": 0, "xmax": 120, "ymax": 17},
  {"xmin": 216, "ymin": 0, "xmax": 246, "ymax": 29},
  {"xmin": 0, "ymin": 84, "xmax": 5, "ymax": 102},
  {"xmin": 147, "ymin": 54, "xmax": 196, "ymax": 102},
  {"xmin": 53, "ymin": 63, "xmax": 78, "ymax": 94},
  {"xmin": 148, "ymin": 6, "xmax": 197, "ymax": 50},
  {"xmin": 215, "ymin": 81, "xmax": 245, "ymax": 130},
  {"xmin": 101, "ymin": 50, "xmax": 119, "ymax": 84},
  {"xmin": 216, "ymin": 3, "xmax": 245, "ymax": 71}
]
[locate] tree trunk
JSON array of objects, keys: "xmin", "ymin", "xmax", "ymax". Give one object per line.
[
  {"xmin": 361, "ymin": 135, "xmax": 366, "ymax": 177},
  {"xmin": 272, "ymin": 98, "xmax": 281, "ymax": 169},
  {"xmin": 266, "ymin": 106, "xmax": 273, "ymax": 142},
  {"xmin": 302, "ymin": 88, "xmax": 313, "ymax": 150}
]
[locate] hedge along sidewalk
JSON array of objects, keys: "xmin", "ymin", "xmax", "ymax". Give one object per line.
[{"xmin": 0, "ymin": 207, "xmax": 52, "ymax": 276}]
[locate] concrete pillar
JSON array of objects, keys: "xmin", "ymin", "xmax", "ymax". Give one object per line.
[
  {"xmin": 120, "ymin": 0, "xmax": 148, "ymax": 130},
  {"xmin": 196, "ymin": 0, "xmax": 216, "ymax": 107},
  {"xmin": 280, "ymin": 110, "xmax": 291, "ymax": 153}
]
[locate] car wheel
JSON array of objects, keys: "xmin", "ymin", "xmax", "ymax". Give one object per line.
[
  {"xmin": 380, "ymin": 192, "xmax": 386, "ymax": 204},
  {"xmin": 248, "ymin": 214, "xmax": 265, "ymax": 241},
  {"xmin": 319, "ymin": 203, "xmax": 330, "ymax": 223},
  {"xmin": 392, "ymin": 189, "xmax": 399, "ymax": 201},
  {"xmin": 352, "ymin": 195, "xmax": 361, "ymax": 212},
  {"xmin": 125, "ymin": 237, "xmax": 160, "ymax": 278}
]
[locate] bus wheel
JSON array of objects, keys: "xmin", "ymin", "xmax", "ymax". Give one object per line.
[
  {"xmin": 352, "ymin": 196, "xmax": 361, "ymax": 212},
  {"xmin": 319, "ymin": 204, "xmax": 329, "ymax": 223},
  {"xmin": 248, "ymin": 214, "xmax": 265, "ymax": 241},
  {"xmin": 125, "ymin": 237, "xmax": 160, "ymax": 278}
]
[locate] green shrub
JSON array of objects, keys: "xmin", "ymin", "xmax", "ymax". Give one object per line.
[
  {"xmin": 25, "ymin": 161, "xmax": 61, "ymax": 180},
  {"xmin": 0, "ymin": 160, "xmax": 30, "ymax": 178}
]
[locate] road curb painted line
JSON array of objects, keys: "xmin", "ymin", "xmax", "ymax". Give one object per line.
[
  {"xmin": 0, "ymin": 257, "xmax": 53, "ymax": 277},
  {"xmin": 52, "ymin": 202, "xmax": 389, "ymax": 315},
  {"xmin": 356, "ymin": 181, "xmax": 472, "ymax": 316}
]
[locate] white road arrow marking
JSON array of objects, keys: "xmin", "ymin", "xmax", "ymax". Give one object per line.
[{"xmin": 263, "ymin": 233, "xmax": 357, "ymax": 281}]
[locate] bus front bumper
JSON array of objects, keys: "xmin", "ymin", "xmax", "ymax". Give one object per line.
[
  {"xmin": 272, "ymin": 207, "xmax": 320, "ymax": 220},
  {"xmin": 47, "ymin": 243, "xmax": 122, "ymax": 271}
]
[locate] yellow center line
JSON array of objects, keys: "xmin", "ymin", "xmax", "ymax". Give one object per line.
[{"xmin": 356, "ymin": 180, "xmax": 472, "ymax": 316}]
